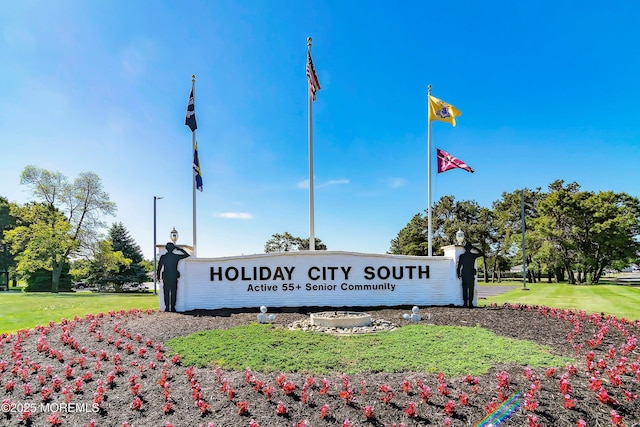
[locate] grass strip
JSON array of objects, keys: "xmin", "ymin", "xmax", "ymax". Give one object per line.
[
  {"xmin": 0, "ymin": 292, "xmax": 158, "ymax": 333},
  {"xmin": 480, "ymin": 283, "xmax": 640, "ymax": 320}
]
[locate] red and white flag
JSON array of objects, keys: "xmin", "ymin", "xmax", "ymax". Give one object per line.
[
  {"xmin": 437, "ymin": 148, "xmax": 474, "ymax": 173},
  {"xmin": 306, "ymin": 49, "xmax": 321, "ymax": 101}
]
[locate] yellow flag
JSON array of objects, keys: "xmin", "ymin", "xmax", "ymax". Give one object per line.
[{"xmin": 428, "ymin": 95, "xmax": 462, "ymax": 127}]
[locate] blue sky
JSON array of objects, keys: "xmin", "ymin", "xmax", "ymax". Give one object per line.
[{"xmin": 2, "ymin": 1, "xmax": 639, "ymax": 259}]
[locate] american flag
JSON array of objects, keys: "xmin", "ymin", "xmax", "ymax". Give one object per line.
[
  {"xmin": 437, "ymin": 148, "xmax": 474, "ymax": 174},
  {"xmin": 306, "ymin": 50, "xmax": 321, "ymax": 101}
]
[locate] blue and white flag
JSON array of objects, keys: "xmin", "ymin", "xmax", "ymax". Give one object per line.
[
  {"xmin": 185, "ymin": 86, "xmax": 197, "ymax": 132},
  {"xmin": 193, "ymin": 140, "xmax": 203, "ymax": 192}
]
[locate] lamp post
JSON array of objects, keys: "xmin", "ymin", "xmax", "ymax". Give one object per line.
[
  {"xmin": 153, "ymin": 196, "xmax": 163, "ymax": 295},
  {"xmin": 170, "ymin": 227, "xmax": 179, "ymax": 244}
]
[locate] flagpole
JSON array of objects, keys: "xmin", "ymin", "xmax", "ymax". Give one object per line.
[
  {"xmin": 522, "ymin": 189, "xmax": 527, "ymax": 289},
  {"xmin": 427, "ymin": 85, "xmax": 433, "ymax": 256},
  {"xmin": 307, "ymin": 37, "xmax": 316, "ymax": 251},
  {"xmin": 191, "ymin": 74, "xmax": 197, "ymax": 257}
]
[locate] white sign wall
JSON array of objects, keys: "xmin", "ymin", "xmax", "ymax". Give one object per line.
[{"xmin": 160, "ymin": 246, "xmax": 472, "ymax": 311}]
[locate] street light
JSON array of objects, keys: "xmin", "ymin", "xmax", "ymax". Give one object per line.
[
  {"xmin": 153, "ymin": 196, "xmax": 163, "ymax": 295},
  {"xmin": 170, "ymin": 227, "xmax": 179, "ymax": 244}
]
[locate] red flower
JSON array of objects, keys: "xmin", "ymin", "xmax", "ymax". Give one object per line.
[
  {"xmin": 524, "ymin": 399, "xmax": 538, "ymax": 412},
  {"xmin": 419, "ymin": 384, "xmax": 432, "ymax": 403},
  {"xmin": 379, "ymin": 383, "xmax": 394, "ymax": 403},
  {"xmin": 339, "ymin": 388, "xmax": 355, "ymax": 404},
  {"xmin": 319, "ymin": 378, "xmax": 331, "ymax": 394},
  {"xmin": 131, "ymin": 396, "xmax": 143, "ymax": 411},
  {"xmin": 130, "ymin": 383, "xmax": 141, "ymax": 396},
  {"xmin": 484, "ymin": 398, "xmax": 499, "ymax": 415},
  {"xmin": 404, "ymin": 401, "xmax": 417, "ymax": 417},
  {"xmin": 588, "ymin": 376, "xmax": 602, "ymax": 391},
  {"xmin": 528, "ymin": 414, "xmax": 542, "ymax": 427},
  {"xmin": 563, "ymin": 394, "xmax": 576, "ymax": 409},
  {"xmin": 18, "ymin": 408, "xmax": 32, "ymax": 422},
  {"xmin": 195, "ymin": 399, "xmax": 210, "ymax": 414},
  {"xmin": 464, "ymin": 375, "xmax": 479, "ymax": 385},
  {"xmin": 595, "ymin": 387, "xmax": 617, "ymax": 405},
  {"xmin": 41, "ymin": 386, "xmax": 53, "ymax": 402},
  {"xmin": 610, "ymin": 410, "xmax": 624, "ymax": 426},
  {"xmin": 458, "ymin": 391, "xmax": 469, "ymax": 405},
  {"xmin": 262, "ymin": 384, "xmax": 275, "ymax": 401},
  {"xmin": 236, "ymin": 401, "xmax": 250, "ymax": 415},
  {"xmin": 496, "ymin": 370, "xmax": 509, "ymax": 390},
  {"xmin": 46, "ymin": 411, "xmax": 62, "ymax": 426},
  {"xmin": 319, "ymin": 404, "xmax": 330, "ymax": 419},
  {"xmin": 306, "ymin": 376, "xmax": 315, "ymax": 388},
  {"xmin": 362, "ymin": 405, "xmax": 375, "ymax": 419},
  {"xmin": 438, "ymin": 382, "xmax": 450, "ymax": 397},
  {"xmin": 443, "ymin": 399, "xmax": 455, "ymax": 416},
  {"xmin": 275, "ymin": 401, "xmax": 287, "ymax": 415},
  {"xmin": 282, "ymin": 381, "xmax": 296, "ymax": 395}
]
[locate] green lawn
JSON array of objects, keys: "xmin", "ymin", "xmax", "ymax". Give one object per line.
[
  {"xmin": 1, "ymin": 282, "xmax": 638, "ymax": 334},
  {"xmin": 480, "ymin": 282, "xmax": 640, "ymax": 320},
  {"xmin": 167, "ymin": 323, "xmax": 572, "ymax": 376},
  {"xmin": 0, "ymin": 292, "xmax": 158, "ymax": 333}
]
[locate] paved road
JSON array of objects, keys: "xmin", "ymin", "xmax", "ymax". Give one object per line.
[{"xmin": 477, "ymin": 285, "xmax": 519, "ymax": 298}]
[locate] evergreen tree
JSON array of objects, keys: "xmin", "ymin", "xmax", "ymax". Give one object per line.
[
  {"xmin": 108, "ymin": 222, "xmax": 147, "ymax": 288},
  {"xmin": 25, "ymin": 262, "xmax": 73, "ymax": 292}
]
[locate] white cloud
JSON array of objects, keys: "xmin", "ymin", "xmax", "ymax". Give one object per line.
[
  {"xmin": 297, "ymin": 178, "xmax": 350, "ymax": 189},
  {"xmin": 386, "ymin": 178, "xmax": 407, "ymax": 189},
  {"xmin": 120, "ymin": 40, "xmax": 157, "ymax": 78},
  {"xmin": 323, "ymin": 179, "xmax": 350, "ymax": 186},
  {"xmin": 215, "ymin": 212, "xmax": 253, "ymax": 219}
]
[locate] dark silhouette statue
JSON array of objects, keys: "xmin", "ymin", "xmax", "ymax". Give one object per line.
[
  {"xmin": 456, "ymin": 241, "xmax": 484, "ymax": 308},
  {"xmin": 156, "ymin": 242, "xmax": 190, "ymax": 312}
]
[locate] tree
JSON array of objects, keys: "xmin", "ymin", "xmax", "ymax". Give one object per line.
[
  {"xmin": 388, "ymin": 213, "xmax": 427, "ymax": 256},
  {"xmin": 491, "ymin": 188, "xmax": 543, "ymax": 282},
  {"xmin": 24, "ymin": 262, "xmax": 73, "ymax": 292},
  {"xmin": 5, "ymin": 166, "xmax": 116, "ymax": 292},
  {"xmin": 298, "ymin": 237, "xmax": 327, "ymax": 251},
  {"xmin": 0, "ymin": 196, "xmax": 18, "ymax": 285},
  {"xmin": 86, "ymin": 239, "xmax": 131, "ymax": 288},
  {"xmin": 264, "ymin": 232, "xmax": 327, "ymax": 252},
  {"xmin": 108, "ymin": 222, "xmax": 148, "ymax": 289},
  {"xmin": 533, "ymin": 181, "xmax": 640, "ymax": 283},
  {"xmin": 5, "ymin": 202, "xmax": 75, "ymax": 289},
  {"xmin": 389, "ymin": 196, "xmax": 493, "ymax": 261}
]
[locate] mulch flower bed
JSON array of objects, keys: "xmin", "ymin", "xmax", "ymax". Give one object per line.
[{"xmin": 1, "ymin": 305, "xmax": 639, "ymax": 426}]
